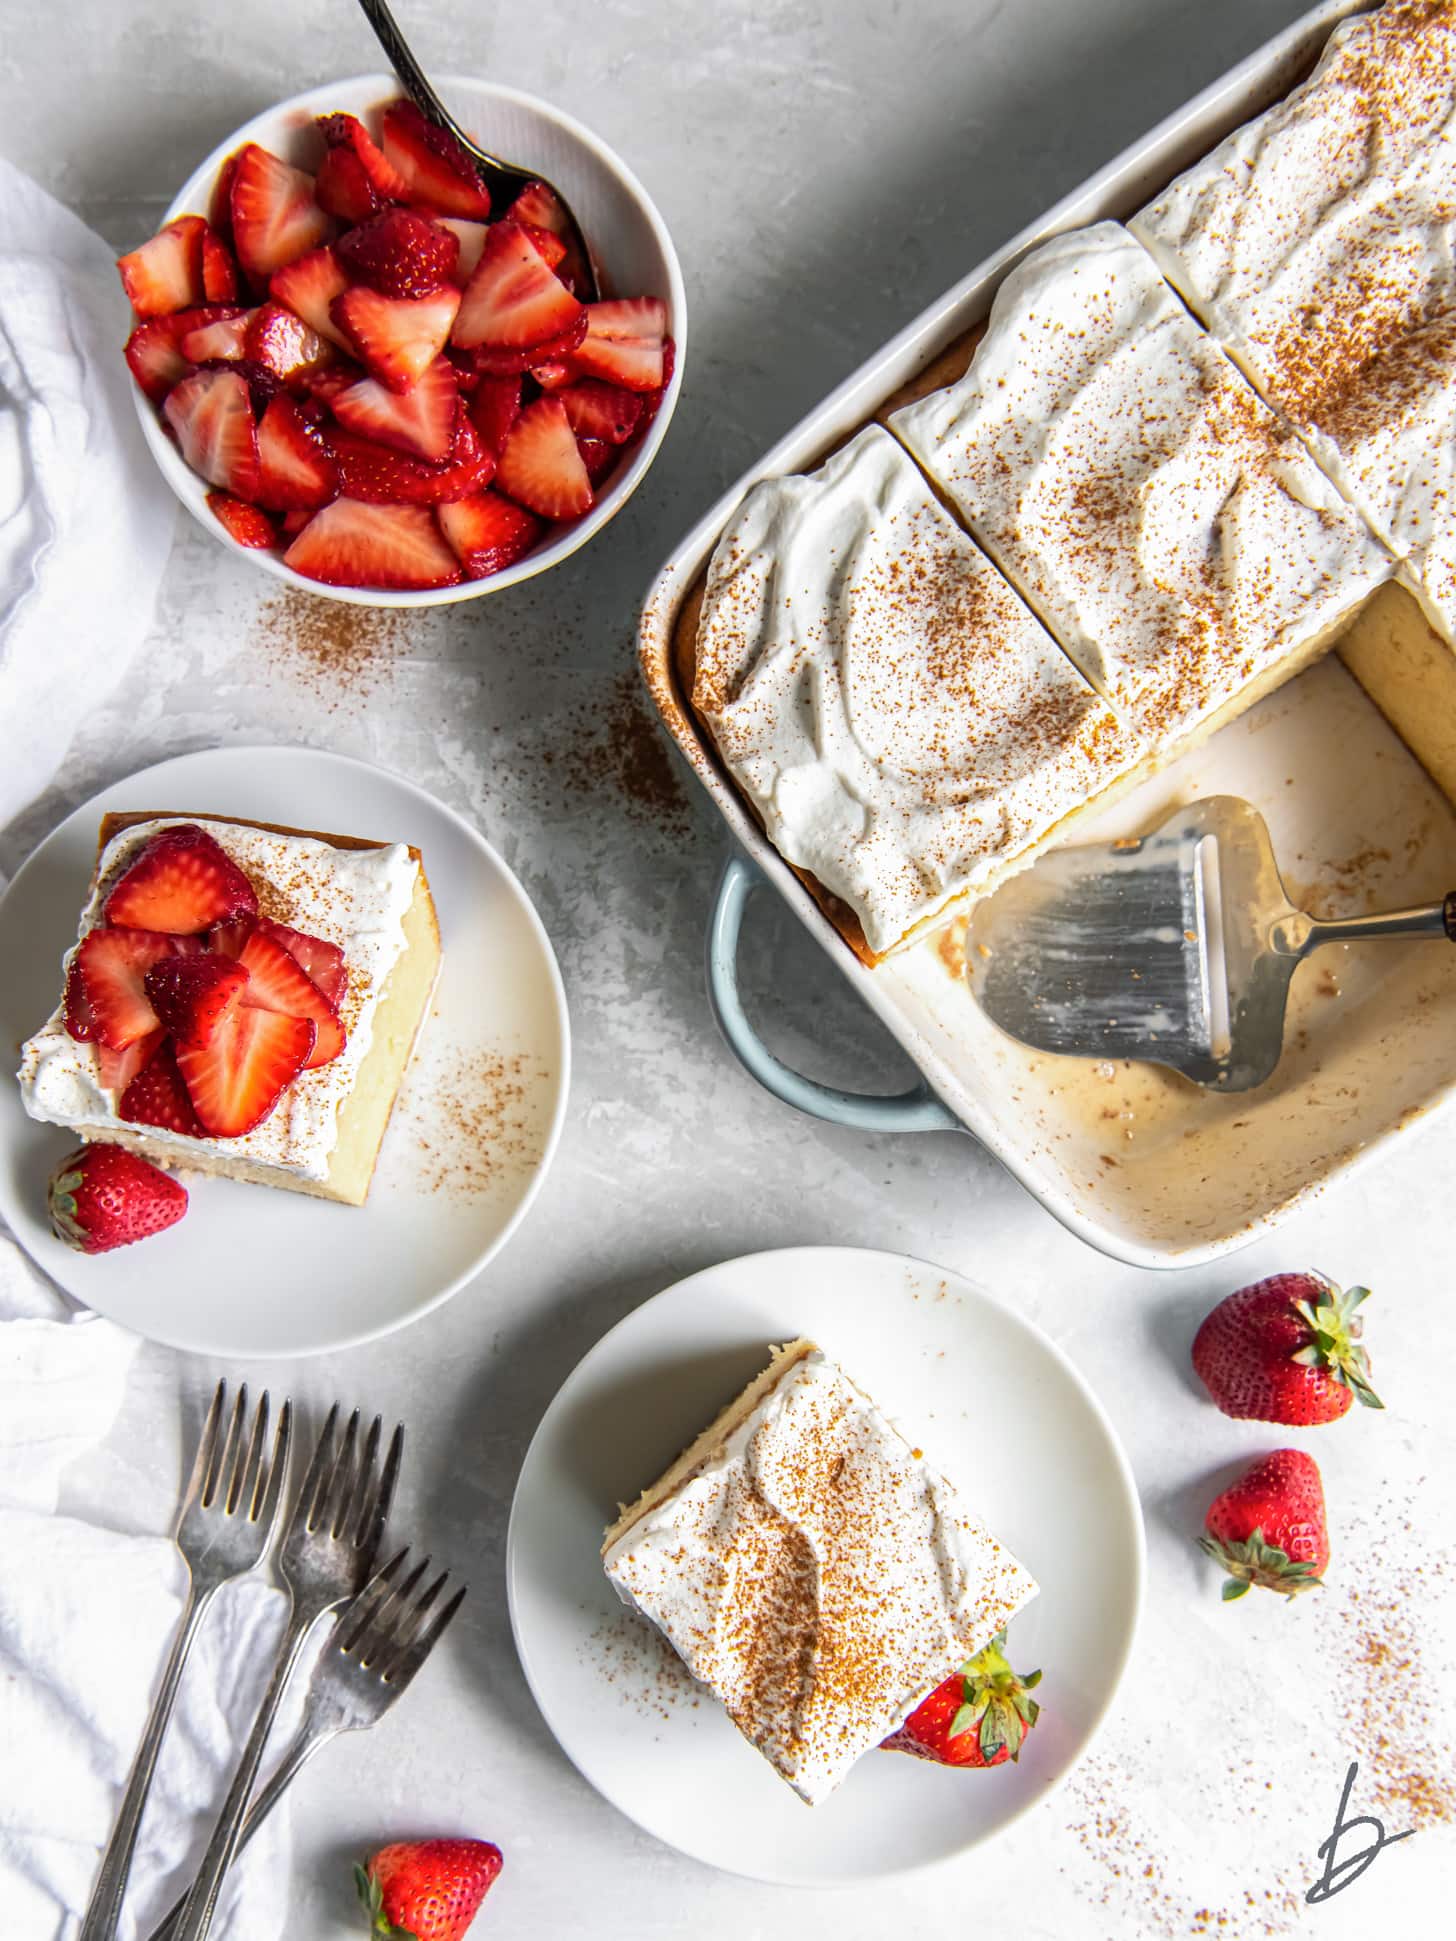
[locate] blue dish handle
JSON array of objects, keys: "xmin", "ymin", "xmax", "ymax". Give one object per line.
[{"xmin": 706, "ymin": 852, "xmax": 964, "ymax": 1134}]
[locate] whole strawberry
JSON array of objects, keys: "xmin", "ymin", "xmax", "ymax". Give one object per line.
[
  {"xmin": 881, "ymin": 1630, "xmax": 1041, "ymax": 1767},
  {"xmin": 47, "ymin": 1144, "xmax": 187, "ymax": 1254},
  {"xmin": 1201, "ymin": 1448, "xmax": 1329, "ymax": 1601},
  {"xmin": 1191, "ymin": 1271, "xmax": 1381, "ymax": 1425},
  {"xmin": 356, "ymin": 1839, "xmax": 502, "ymax": 1941}
]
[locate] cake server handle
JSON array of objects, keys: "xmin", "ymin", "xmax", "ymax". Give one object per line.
[{"xmin": 706, "ymin": 852, "xmax": 963, "ymax": 1135}]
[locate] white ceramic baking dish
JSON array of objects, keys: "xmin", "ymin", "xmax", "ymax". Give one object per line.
[{"xmin": 639, "ymin": 0, "xmax": 1456, "ymax": 1269}]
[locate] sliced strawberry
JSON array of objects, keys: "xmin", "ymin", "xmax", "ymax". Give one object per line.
[
  {"xmin": 64, "ymin": 954, "xmax": 99, "ymax": 1041},
  {"xmin": 452, "ymin": 219, "xmax": 585, "ymax": 351},
  {"xmin": 589, "ymin": 296, "xmax": 668, "ymax": 342},
  {"xmin": 298, "ymin": 356, "xmax": 365, "ymax": 404},
  {"xmin": 176, "ymin": 1005, "xmax": 316, "ymax": 1138},
  {"xmin": 269, "ymin": 247, "xmax": 352, "ymax": 350},
  {"xmin": 495, "ymin": 396, "xmax": 593, "ymax": 520},
  {"xmin": 124, "ymin": 306, "xmax": 237, "ymax": 402},
  {"xmin": 257, "ymin": 917, "xmax": 348, "ymax": 1007},
  {"xmin": 330, "ymin": 356, "xmax": 457, "ymax": 460},
  {"xmin": 463, "ymin": 315, "xmax": 588, "ymax": 377},
  {"xmin": 74, "ymin": 927, "xmax": 180, "ymax": 1050},
  {"xmin": 283, "ymin": 498, "xmax": 462, "ymax": 589},
  {"xmin": 315, "ymin": 145, "xmax": 381, "ymax": 225},
  {"xmin": 569, "ymin": 297, "xmax": 668, "ymax": 392},
  {"xmin": 571, "ymin": 329, "xmax": 665, "ymax": 392},
  {"xmin": 519, "ymin": 224, "xmax": 565, "ymax": 273},
  {"xmin": 117, "ymin": 216, "xmax": 207, "ymax": 318},
  {"xmin": 318, "ymin": 113, "xmax": 412, "ymax": 199},
  {"xmin": 438, "ymin": 218, "xmax": 490, "ymax": 286},
  {"xmin": 207, "ymin": 913, "xmax": 256, "ymax": 959},
  {"xmin": 230, "ymin": 144, "xmax": 331, "ymax": 281},
  {"xmin": 337, "ymin": 209, "xmax": 459, "ymax": 299},
  {"xmin": 209, "ymin": 153, "xmax": 242, "ymax": 239},
  {"xmin": 438, "ymin": 491, "xmax": 542, "ymax": 579},
  {"xmin": 97, "ymin": 1027, "xmax": 166, "ymax": 1098},
  {"xmin": 509, "ymin": 178, "xmax": 591, "ymax": 294},
  {"xmin": 333, "ymin": 285, "xmax": 460, "ymax": 392},
  {"xmin": 529, "ymin": 358, "xmax": 575, "ymax": 391},
  {"xmin": 118, "ymin": 1040, "xmax": 204, "ymax": 1136},
  {"xmin": 468, "ymin": 373, "xmax": 522, "ymax": 455},
  {"xmin": 256, "ymin": 396, "xmax": 338, "ymax": 511},
  {"xmin": 379, "ymin": 100, "xmax": 492, "ymax": 219},
  {"xmin": 180, "ymin": 308, "xmax": 254, "ymax": 362},
  {"xmin": 207, "ymin": 490, "xmax": 276, "ymax": 548},
  {"xmin": 327, "ymin": 418, "xmax": 493, "ymax": 505},
  {"xmin": 105, "ymin": 823, "xmax": 258, "ymax": 934},
  {"xmin": 576, "ymin": 436, "xmax": 616, "ymax": 486},
  {"xmin": 201, "ymin": 228, "xmax": 239, "ymax": 303},
  {"xmin": 245, "ymin": 301, "xmax": 333, "ymax": 383},
  {"xmin": 281, "ymin": 507, "xmax": 313, "ymax": 535},
  {"xmin": 559, "ymin": 379, "xmax": 643, "ymax": 445},
  {"xmin": 163, "ymin": 367, "xmax": 261, "ymax": 497},
  {"xmin": 236, "ymin": 928, "xmax": 345, "ymax": 1068},
  {"xmin": 143, "ymin": 953, "xmax": 249, "ymax": 1048},
  {"xmin": 637, "ymin": 335, "xmax": 677, "ymax": 430}
]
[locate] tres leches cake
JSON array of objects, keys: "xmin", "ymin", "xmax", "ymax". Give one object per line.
[
  {"xmin": 18, "ymin": 814, "xmax": 441, "ymax": 1205},
  {"xmin": 691, "ymin": 424, "xmax": 1142, "ymax": 962},
  {"xmin": 601, "ymin": 1339, "xmax": 1038, "ymax": 1805},
  {"xmin": 1131, "ymin": 0, "xmax": 1456, "ymax": 805},
  {"xmin": 888, "ymin": 221, "xmax": 1392, "ymax": 751}
]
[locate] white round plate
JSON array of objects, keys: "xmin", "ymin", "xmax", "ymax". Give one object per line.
[
  {"xmin": 507, "ymin": 1246, "xmax": 1143, "ymax": 1884},
  {"xmin": 0, "ymin": 746, "xmax": 569, "ymax": 1357}
]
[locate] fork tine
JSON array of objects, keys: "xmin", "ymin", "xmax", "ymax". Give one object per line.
[
  {"xmin": 323, "ymin": 1408, "xmax": 362, "ymax": 1535},
  {"xmin": 206, "ymin": 1383, "xmax": 248, "ymax": 1510},
  {"xmin": 382, "ymin": 1568, "xmax": 447, "ymax": 1671},
  {"xmin": 340, "ymin": 1415, "xmax": 382, "ymax": 1543},
  {"xmin": 252, "ymin": 1398, "xmax": 292, "ymax": 1527},
  {"xmin": 356, "ymin": 1421, "xmax": 404, "ymax": 1561},
  {"xmin": 228, "ymin": 1392, "xmax": 269, "ymax": 1516},
  {"xmin": 181, "ymin": 1380, "xmax": 227, "ymax": 1518},
  {"xmin": 295, "ymin": 1401, "xmax": 341, "ymax": 1529},
  {"xmin": 353, "ymin": 1556, "xmax": 431, "ymax": 1664},
  {"xmin": 387, "ymin": 1582, "xmax": 467, "ymax": 1691},
  {"xmin": 337, "ymin": 1548, "xmax": 409, "ymax": 1653}
]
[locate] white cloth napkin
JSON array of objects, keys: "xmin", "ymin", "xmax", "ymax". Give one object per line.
[
  {"xmin": 0, "ymin": 155, "xmax": 175, "ymax": 827},
  {"xmin": 0, "ymin": 1237, "xmax": 296, "ymax": 1941}
]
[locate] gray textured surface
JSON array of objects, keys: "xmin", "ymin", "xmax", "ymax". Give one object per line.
[{"xmin": 6, "ymin": 1, "xmax": 1454, "ymax": 1932}]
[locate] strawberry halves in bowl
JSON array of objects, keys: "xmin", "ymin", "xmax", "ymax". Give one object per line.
[{"xmin": 120, "ymin": 77, "xmax": 684, "ymax": 604}]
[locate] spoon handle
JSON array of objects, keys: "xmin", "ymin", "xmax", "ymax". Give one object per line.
[{"xmin": 354, "ymin": 0, "xmax": 463, "ymax": 139}]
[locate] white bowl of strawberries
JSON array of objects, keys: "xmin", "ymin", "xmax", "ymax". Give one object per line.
[{"xmin": 119, "ymin": 75, "xmax": 685, "ymax": 603}]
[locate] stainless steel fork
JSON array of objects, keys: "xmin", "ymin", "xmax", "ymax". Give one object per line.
[
  {"xmin": 78, "ymin": 1382, "xmax": 291, "ymax": 1941},
  {"xmin": 147, "ymin": 1548, "xmax": 465, "ymax": 1941},
  {"xmin": 171, "ymin": 1406, "xmax": 403, "ymax": 1941}
]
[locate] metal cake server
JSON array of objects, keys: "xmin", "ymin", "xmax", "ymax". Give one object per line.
[
  {"xmin": 353, "ymin": 0, "xmax": 599, "ymax": 298},
  {"xmin": 966, "ymin": 795, "xmax": 1456, "ymax": 1092}
]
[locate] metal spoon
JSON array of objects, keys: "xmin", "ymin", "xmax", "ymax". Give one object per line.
[
  {"xmin": 353, "ymin": 0, "xmax": 599, "ymax": 298},
  {"xmin": 966, "ymin": 795, "xmax": 1456, "ymax": 1092}
]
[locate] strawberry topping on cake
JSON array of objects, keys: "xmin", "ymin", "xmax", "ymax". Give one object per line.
[{"xmin": 65, "ymin": 824, "xmax": 350, "ymax": 1141}]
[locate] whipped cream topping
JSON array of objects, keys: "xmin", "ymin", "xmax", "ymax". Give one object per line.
[
  {"xmin": 17, "ymin": 818, "xmax": 420, "ymax": 1182},
  {"xmin": 890, "ymin": 222, "xmax": 1392, "ymax": 742},
  {"xmin": 694, "ymin": 425, "xmax": 1136, "ymax": 956},
  {"xmin": 602, "ymin": 1346, "xmax": 1038, "ymax": 1806},
  {"xmin": 1131, "ymin": 0, "xmax": 1456, "ymax": 623}
]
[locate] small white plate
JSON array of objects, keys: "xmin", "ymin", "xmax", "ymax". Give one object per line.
[
  {"xmin": 0, "ymin": 746, "xmax": 569, "ymax": 1357},
  {"xmin": 506, "ymin": 1246, "xmax": 1143, "ymax": 1884}
]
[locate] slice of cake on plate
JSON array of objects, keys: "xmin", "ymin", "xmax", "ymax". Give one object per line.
[
  {"xmin": 601, "ymin": 1338, "xmax": 1038, "ymax": 1805},
  {"xmin": 17, "ymin": 813, "xmax": 440, "ymax": 1205}
]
